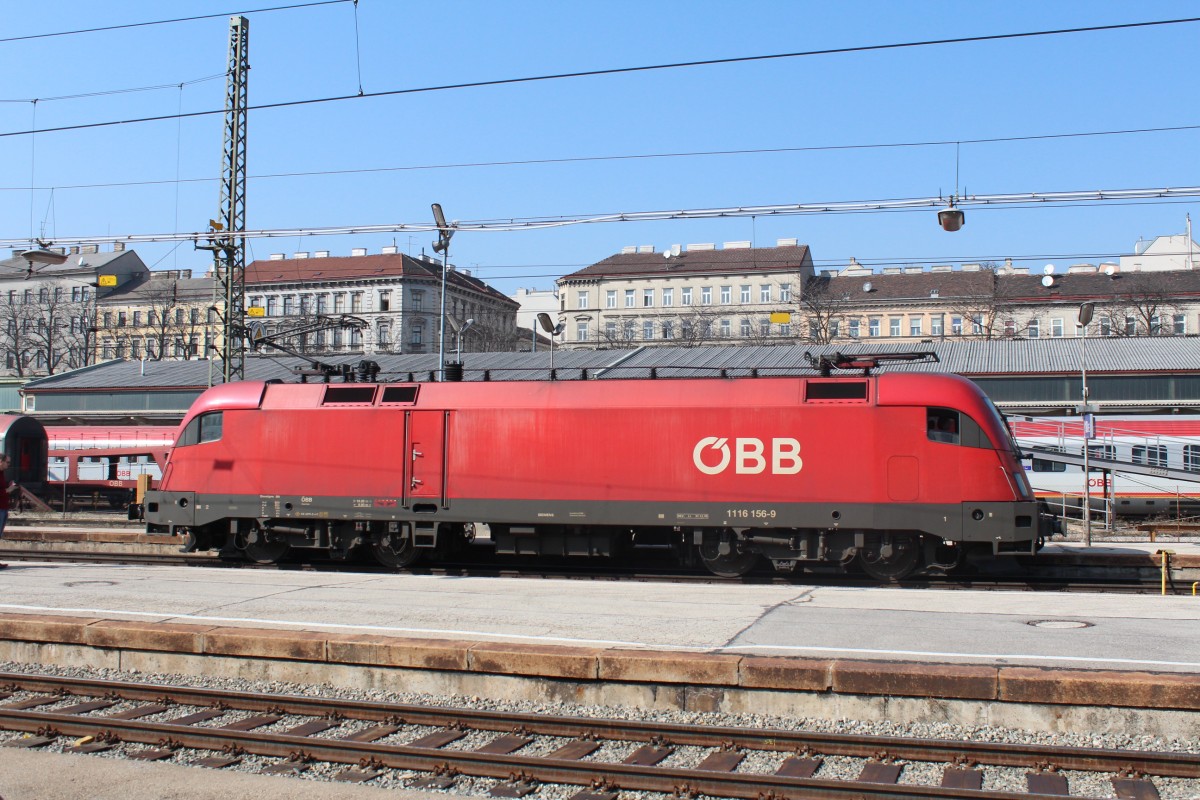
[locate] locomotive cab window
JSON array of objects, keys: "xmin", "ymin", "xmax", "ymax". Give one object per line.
[
  {"xmin": 926, "ymin": 407, "xmax": 992, "ymax": 449},
  {"xmin": 926, "ymin": 408, "xmax": 960, "ymax": 444},
  {"xmin": 178, "ymin": 411, "xmax": 223, "ymax": 447}
]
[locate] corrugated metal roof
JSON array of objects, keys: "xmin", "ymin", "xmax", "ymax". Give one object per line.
[{"xmin": 21, "ymin": 337, "xmax": 1200, "ymax": 392}]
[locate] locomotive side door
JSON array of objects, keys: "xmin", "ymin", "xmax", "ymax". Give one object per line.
[{"xmin": 406, "ymin": 410, "xmax": 448, "ymax": 509}]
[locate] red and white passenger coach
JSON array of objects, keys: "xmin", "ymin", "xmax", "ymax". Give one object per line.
[{"xmin": 142, "ymin": 370, "xmax": 1055, "ymax": 580}]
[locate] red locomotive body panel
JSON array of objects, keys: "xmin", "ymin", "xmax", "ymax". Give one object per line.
[{"xmin": 160, "ymin": 374, "xmax": 1021, "ymax": 507}]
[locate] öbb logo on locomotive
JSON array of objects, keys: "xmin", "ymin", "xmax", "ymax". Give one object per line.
[{"xmin": 692, "ymin": 437, "xmax": 803, "ymax": 476}]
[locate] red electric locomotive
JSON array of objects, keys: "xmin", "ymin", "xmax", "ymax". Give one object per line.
[{"xmin": 142, "ymin": 363, "xmax": 1054, "ymax": 581}]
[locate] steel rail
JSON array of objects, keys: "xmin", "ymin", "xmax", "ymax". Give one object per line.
[
  {"xmin": 0, "ymin": 707, "xmax": 1079, "ymax": 800},
  {"xmin": 2, "ymin": 673, "xmax": 1195, "ymax": 778}
]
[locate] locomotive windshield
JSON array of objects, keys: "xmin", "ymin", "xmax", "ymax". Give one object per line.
[{"xmin": 177, "ymin": 412, "xmax": 223, "ymax": 447}]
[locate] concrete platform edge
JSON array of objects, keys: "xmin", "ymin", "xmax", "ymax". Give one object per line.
[{"xmin": 0, "ymin": 610, "xmax": 1197, "ymax": 742}]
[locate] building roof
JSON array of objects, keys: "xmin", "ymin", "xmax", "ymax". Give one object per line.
[
  {"xmin": 561, "ymin": 244, "xmax": 814, "ymax": 282},
  {"xmin": 0, "ymin": 249, "xmax": 141, "ymax": 281},
  {"xmin": 21, "ymin": 336, "xmax": 1200, "ymax": 395},
  {"xmin": 245, "ymin": 253, "xmax": 516, "ymax": 307}
]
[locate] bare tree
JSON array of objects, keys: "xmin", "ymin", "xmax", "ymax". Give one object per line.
[
  {"xmin": 796, "ymin": 274, "xmax": 855, "ymax": 344},
  {"xmin": 942, "ymin": 269, "xmax": 1030, "ymax": 340},
  {"xmin": 0, "ymin": 280, "xmax": 96, "ymax": 375},
  {"xmin": 1096, "ymin": 273, "xmax": 1182, "ymax": 336}
]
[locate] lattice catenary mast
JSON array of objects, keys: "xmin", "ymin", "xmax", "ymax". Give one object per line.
[{"xmin": 200, "ymin": 15, "xmax": 250, "ymax": 383}]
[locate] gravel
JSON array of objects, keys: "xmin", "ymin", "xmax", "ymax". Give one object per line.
[{"xmin": 2, "ymin": 659, "xmax": 1198, "ymax": 798}]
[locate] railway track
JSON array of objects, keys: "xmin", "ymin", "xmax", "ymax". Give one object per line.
[
  {"xmin": 0, "ymin": 671, "xmax": 1193, "ymax": 799},
  {"xmin": 0, "ymin": 546, "xmax": 1182, "ymax": 592}
]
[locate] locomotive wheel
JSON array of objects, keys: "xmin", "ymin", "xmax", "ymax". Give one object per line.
[
  {"xmin": 372, "ymin": 530, "xmax": 421, "ymax": 569},
  {"xmin": 857, "ymin": 534, "xmax": 922, "ymax": 582},
  {"xmin": 240, "ymin": 536, "xmax": 290, "ymax": 564},
  {"xmin": 697, "ymin": 538, "xmax": 760, "ymax": 578}
]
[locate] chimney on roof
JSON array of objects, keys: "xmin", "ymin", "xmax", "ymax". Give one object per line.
[
  {"xmin": 269, "ymin": 253, "xmax": 285, "ymax": 260},
  {"xmin": 723, "ymin": 241, "xmax": 751, "ymax": 249},
  {"xmin": 351, "ymin": 247, "xmax": 367, "ymax": 257},
  {"xmin": 112, "ymin": 242, "xmax": 125, "ymax": 252},
  {"xmin": 81, "ymin": 244, "xmax": 98, "ymax": 254},
  {"xmin": 181, "ymin": 269, "xmax": 192, "ymax": 278},
  {"xmin": 776, "ymin": 237, "xmax": 798, "ymax": 247},
  {"xmin": 686, "ymin": 243, "xmax": 715, "ymax": 251},
  {"xmin": 621, "ymin": 246, "xmax": 637, "ymax": 254},
  {"xmin": 294, "ymin": 252, "xmax": 309, "ymax": 259},
  {"xmin": 637, "ymin": 245, "xmax": 654, "ymax": 253},
  {"xmin": 70, "ymin": 246, "xmax": 80, "ymax": 255},
  {"xmin": 381, "ymin": 246, "xmax": 398, "ymax": 255},
  {"xmin": 314, "ymin": 250, "xmax": 330, "ymax": 258}
]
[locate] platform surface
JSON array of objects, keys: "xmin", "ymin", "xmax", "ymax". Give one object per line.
[{"xmin": 0, "ymin": 561, "xmax": 1197, "ymax": 674}]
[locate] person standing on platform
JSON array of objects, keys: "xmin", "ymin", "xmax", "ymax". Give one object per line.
[{"xmin": 0, "ymin": 454, "xmax": 11, "ymax": 569}]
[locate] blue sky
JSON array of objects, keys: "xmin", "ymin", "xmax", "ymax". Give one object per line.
[{"xmin": 2, "ymin": 1, "xmax": 1199, "ymax": 294}]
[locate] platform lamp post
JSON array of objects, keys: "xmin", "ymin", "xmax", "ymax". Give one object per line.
[
  {"xmin": 431, "ymin": 203, "xmax": 456, "ymax": 381},
  {"xmin": 536, "ymin": 312, "xmax": 565, "ymax": 375},
  {"xmin": 1078, "ymin": 301, "xmax": 1095, "ymax": 547}
]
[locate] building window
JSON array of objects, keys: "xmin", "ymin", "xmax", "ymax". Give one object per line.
[
  {"xmin": 334, "ymin": 294, "xmax": 346, "ymax": 313},
  {"xmin": 1150, "ymin": 314, "xmax": 1162, "ymax": 334},
  {"xmin": 931, "ymin": 314, "xmax": 943, "ymax": 336},
  {"xmin": 642, "ymin": 288, "xmax": 654, "ymax": 307},
  {"xmin": 379, "ymin": 291, "xmax": 390, "ymax": 311},
  {"xmin": 1051, "ymin": 318, "xmax": 1064, "ymax": 337},
  {"xmin": 266, "ymin": 298, "xmax": 278, "ymax": 317},
  {"xmin": 951, "ymin": 316, "xmax": 963, "ymax": 335},
  {"xmin": 351, "ymin": 292, "xmax": 363, "ymax": 313},
  {"xmin": 118, "ymin": 311, "xmax": 128, "ymax": 326},
  {"xmin": 780, "ymin": 283, "xmax": 791, "ymax": 302},
  {"xmin": 662, "ymin": 320, "xmax": 673, "ymax": 339},
  {"xmin": 283, "ymin": 296, "xmax": 295, "ymax": 316},
  {"xmin": 701, "ymin": 287, "xmax": 712, "ymax": 305},
  {"xmin": 1100, "ymin": 317, "xmax": 1111, "ymax": 336},
  {"xmin": 606, "ymin": 290, "xmax": 616, "ymax": 309},
  {"xmin": 848, "ymin": 318, "xmax": 860, "ymax": 338},
  {"xmin": 103, "ymin": 312, "xmax": 114, "ymax": 326},
  {"xmin": 576, "ymin": 321, "xmax": 589, "ymax": 341},
  {"xmin": 1174, "ymin": 314, "xmax": 1187, "ymax": 335},
  {"xmin": 605, "ymin": 321, "xmax": 617, "ymax": 339},
  {"xmin": 409, "ymin": 292, "xmax": 422, "ymax": 312},
  {"xmin": 662, "ymin": 288, "xmax": 673, "ymax": 307},
  {"xmin": 720, "ymin": 319, "xmax": 731, "ymax": 337},
  {"xmin": 412, "ymin": 324, "xmax": 424, "ymax": 345},
  {"xmin": 1125, "ymin": 316, "xmax": 1136, "ymax": 335},
  {"xmin": 624, "ymin": 289, "xmax": 635, "ymax": 308},
  {"xmin": 1004, "ymin": 319, "xmax": 1016, "ymax": 336},
  {"xmin": 132, "ymin": 311, "xmax": 141, "ymax": 325},
  {"xmin": 868, "ymin": 317, "xmax": 880, "ymax": 337},
  {"xmin": 760, "ymin": 284, "xmax": 771, "ymax": 303},
  {"xmin": 720, "ymin": 286, "xmax": 731, "ymax": 304},
  {"xmin": 809, "ymin": 321, "xmax": 820, "ymax": 340},
  {"xmin": 189, "ymin": 307, "xmax": 198, "ymax": 324},
  {"xmin": 909, "ymin": 317, "xmax": 922, "ymax": 337},
  {"xmin": 740, "ymin": 285, "xmax": 751, "ymax": 304},
  {"xmin": 972, "ymin": 315, "xmax": 983, "ymax": 335},
  {"xmin": 643, "ymin": 320, "xmax": 654, "ymax": 339},
  {"xmin": 349, "ymin": 328, "xmax": 362, "ymax": 347},
  {"xmin": 318, "ymin": 294, "xmax": 330, "ymax": 314},
  {"xmin": 578, "ymin": 291, "xmax": 589, "ymax": 309},
  {"xmin": 175, "ymin": 308, "xmax": 185, "ymax": 324},
  {"xmin": 761, "ymin": 319, "xmax": 771, "ymax": 337},
  {"xmin": 780, "ymin": 323, "xmax": 791, "ymax": 337},
  {"xmin": 681, "ymin": 287, "xmax": 693, "ymax": 305},
  {"xmin": 741, "ymin": 319, "xmax": 751, "ymax": 337},
  {"xmin": 1028, "ymin": 319, "xmax": 1040, "ymax": 338},
  {"xmin": 889, "ymin": 317, "xmax": 901, "ymax": 337}
]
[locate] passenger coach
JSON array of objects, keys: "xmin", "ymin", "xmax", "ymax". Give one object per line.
[{"xmin": 142, "ymin": 370, "xmax": 1055, "ymax": 581}]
